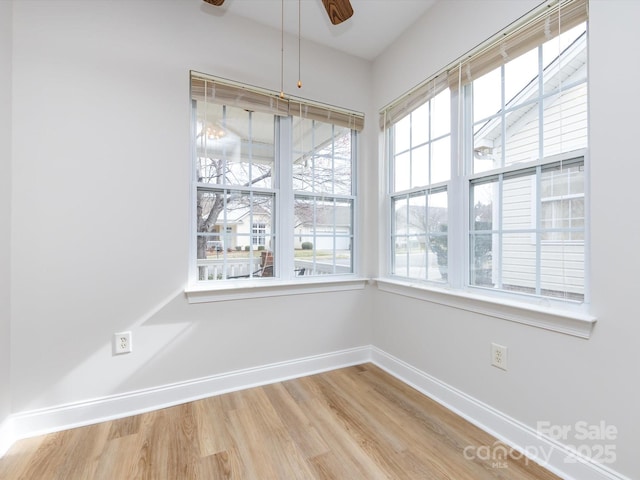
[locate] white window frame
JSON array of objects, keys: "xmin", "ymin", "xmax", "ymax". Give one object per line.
[
  {"xmin": 186, "ymin": 73, "xmax": 366, "ymax": 303},
  {"xmin": 378, "ymin": 0, "xmax": 595, "ymax": 337}
]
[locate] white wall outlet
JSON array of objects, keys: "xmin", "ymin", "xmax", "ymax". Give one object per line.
[
  {"xmin": 113, "ymin": 331, "xmax": 132, "ymax": 355},
  {"xmin": 491, "ymin": 343, "xmax": 508, "ymax": 370}
]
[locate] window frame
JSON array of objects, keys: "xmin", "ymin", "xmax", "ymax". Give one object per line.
[
  {"xmin": 186, "ymin": 73, "xmax": 366, "ymax": 302},
  {"xmin": 378, "ymin": 0, "xmax": 595, "ymax": 337}
]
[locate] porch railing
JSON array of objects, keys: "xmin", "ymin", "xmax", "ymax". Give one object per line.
[{"xmin": 197, "ymin": 257, "xmax": 351, "ymax": 280}]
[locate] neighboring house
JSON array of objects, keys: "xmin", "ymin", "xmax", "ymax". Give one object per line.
[
  {"xmin": 293, "ymin": 203, "xmax": 352, "ymax": 250},
  {"xmin": 210, "ymin": 203, "xmax": 352, "ymax": 251}
]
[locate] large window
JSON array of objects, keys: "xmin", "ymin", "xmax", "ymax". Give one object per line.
[
  {"xmin": 191, "ymin": 74, "xmax": 362, "ymax": 285},
  {"xmin": 384, "ymin": 0, "xmax": 588, "ymax": 304}
]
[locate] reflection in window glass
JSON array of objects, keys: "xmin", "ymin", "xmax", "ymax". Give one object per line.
[
  {"xmin": 392, "ymin": 189, "xmax": 448, "ymax": 282},
  {"xmin": 468, "ymin": 159, "xmax": 585, "ymax": 300}
]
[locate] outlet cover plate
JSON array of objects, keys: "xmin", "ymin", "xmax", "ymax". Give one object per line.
[
  {"xmin": 491, "ymin": 343, "xmax": 508, "ymax": 370},
  {"xmin": 113, "ymin": 331, "xmax": 132, "ymax": 355}
]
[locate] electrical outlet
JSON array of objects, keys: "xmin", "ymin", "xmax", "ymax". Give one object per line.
[
  {"xmin": 491, "ymin": 343, "xmax": 508, "ymax": 370},
  {"xmin": 113, "ymin": 331, "xmax": 132, "ymax": 355}
]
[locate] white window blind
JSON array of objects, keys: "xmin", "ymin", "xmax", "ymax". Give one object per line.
[
  {"xmin": 379, "ymin": 0, "xmax": 588, "ymax": 130},
  {"xmin": 448, "ymin": 0, "xmax": 588, "ymax": 89},
  {"xmin": 192, "ymin": 72, "xmax": 364, "ymax": 132},
  {"xmin": 379, "ymin": 74, "xmax": 449, "ymax": 130}
]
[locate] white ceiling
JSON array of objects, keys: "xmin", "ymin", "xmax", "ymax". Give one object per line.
[{"xmin": 202, "ymin": 0, "xmax": 438, "ymax": 61}]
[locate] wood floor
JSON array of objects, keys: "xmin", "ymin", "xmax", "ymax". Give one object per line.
[{"xmin": 0, "ymin": 364, "xmax": 560, "ymax": 479}]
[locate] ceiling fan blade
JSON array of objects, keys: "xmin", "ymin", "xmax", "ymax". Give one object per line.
[
  {"xmin": 203, "ymin": 0, "xmax": 225, "ymax": 6},
  {"xmin": 321, "ymin": 0, "xmax": 354, "ymax": 25}
]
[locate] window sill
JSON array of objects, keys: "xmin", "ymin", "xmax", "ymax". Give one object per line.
[
  {"xmin": 374, "ymin": 278, "xmax": 596, "ymax": 339},
  {"xmin": 185, "ymin": 276, "xmax": 368, "ymax": 304}
]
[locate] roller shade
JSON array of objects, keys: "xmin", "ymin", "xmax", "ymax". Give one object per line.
[{"xmin": 191, "ymin": 72, "xmax": 364, "ymax": 132}]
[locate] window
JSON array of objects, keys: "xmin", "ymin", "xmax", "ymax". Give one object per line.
[
  {"xmin": 252, "ymin": 223, "xmax": 266, "ymax": 246},
  {"xmin": 293, "ymin": 118, "xmax": 356, "ymax": 276},
  {"xmin": 190, "ymin": 73, "xmax": 363, "ymax": 285},
  {"xmin": 390, "ymin": 88, "xmax": 450, "ymax": 282},
  {"xmin": 383, "ymin": 0, "xmax": 588, "ymax": 304}
]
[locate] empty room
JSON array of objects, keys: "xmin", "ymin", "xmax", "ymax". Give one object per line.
[{"xmin": 0, "ymin": 0, "xmax": 638, "ymax": 479}]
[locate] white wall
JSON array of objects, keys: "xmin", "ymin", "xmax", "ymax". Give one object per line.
[
  {"xmin": 0, "ymin": 0, "xmax": 13, "ymax": 428},
  {"xmin": 7, "ymin": 0, "xmax": 638, "ymax": 476},
  {"xmin": 371, "ymin": 1, "xmax": 640, "ymax": 478},
  {"xmin": 10, "ymin": 0, "xmax": 373, "ymax": 413}
]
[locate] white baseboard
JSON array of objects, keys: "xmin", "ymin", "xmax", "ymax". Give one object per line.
[
  {"xmin": 3, "ymin": 345, "xmax": 371, "ymax": 453},
  {"xmin": 0, "ymin": 345, "xmax": 631, "ymax": 480},
  {"xmin": 0, "ymin": 416, "xmax": 15, "ymax": 458},
  {"xmin": 370, "ymin": 347, "xmax": 630, "ymax": 480}
]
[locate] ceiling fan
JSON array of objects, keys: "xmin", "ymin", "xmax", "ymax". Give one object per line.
[{"xmin": 202, "ymin": 0, "xmax": 354, "ymax": 25}]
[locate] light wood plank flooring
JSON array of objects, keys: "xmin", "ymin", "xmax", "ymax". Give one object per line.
[{"xmin": 0, "ymin": 364, "xmax": 560, "ymax": 479}]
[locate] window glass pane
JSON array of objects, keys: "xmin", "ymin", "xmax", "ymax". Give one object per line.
[
  {"xmin": 473, "ymin": 118, "xmax": 501, "ymax": 173},
  {"xmin": 226, "ymin": 192, "xmax": 274, "ymax": 247},
  {"xmin": 195, "ymin": 103, "xmax": 224, "ymax": 185},
  {"xmin": 543, "ymin": 23, "xmax": 587, "ymax": 95},
  {"xmin": 392, "ymin": 196, "xmax": 408, "ymax": 236},
  {"xmin": 411, "ymin": 145, "xmax": 429, "ymax": 188},
  {"xmin": 294, "ymin": 197, "xmax": 353, "ymax": 276},
  {"xmin": 431, "ymin": 88, "xmax": 451, "ymax": 139},
  {"xmin": 470, "ymin": 233, "xmax": 495, "ymax": 287},
  {"xmin": 333, "ymin": 157, "xmax": 352, "ymax": 196},
  {"xmin": 431, "ymin": 136, "xmax": 451, "ymax": 183},
  {"xmin": 541, "ymin": 161, "xmax": 585, "ymax": 240},
  {"xmin": 504, "ymin": 104, "xmax": 540, "ymax": 166},
  {"xmin": 332, "ymin": 126, "xmax": 353, "ymax": 195},
  {"xmin": 471, "ymin": 180, "xmax": 497, "ymax": 231},
  {"xmin": 473, "ymin": 67, "xmax": 501, "ymax": 122},
  {"xmin": 230, "ymin": 109, "xmax": 275, "ymax": 188},
  {"xmin": 293, "ymin": 119, "xmax": 351, "ymax": 195},
  {"xmin": 392, "ymin": 196, "xmax": 409, "ymax": 277},
  {"xmin": 394, "ymin": 152, "xmax": 410, "ymax": 192},
  {"xmin": 428, "ymin": 190, "xmax": 448, "ymax": 282},
  {"xmin": 570, "ymin": 198, "xmax": 585, "ymax": 238},
  {"xmin": 504, "ymin": 49, "xmax": 539, "ymax": 109},
  {"xmin": 540, "ymin": 242, "xmax": 584, "ymax": 301},
  {"xmin": 408, "ymin": 236, "xmax": 428, "ymax": 279},
  {"xmin": 196, "ymin": 191, "xmax": 274, "ymax": 281},
  {"xmin": 195, "ymin": 105, "xmax": 275, "ymax": 188},
  {"xmin": 392, "ymin": 246, "xmax": 408, "ymax": 278},
  {"xmin": 541, "ymin": 161, "xmax": 584, "ymax": 197},
  {"xmin": 502, "ymin": 171, "xmax": 534, "ymax": 231},
  {"xmin": 501, "ymin": 233, "xmax": 537, "ymax": 295},
  {"xmin": 294, "ymin": 235, "xmax": 352, "ymax": 276},
  {"xmin": 411, "ymin": 102, "xmax": 430, "ymax": 146},
  {"xmin": 394, "ymin": 114, "xmax": 411, "ymax": 154},
  {"xmin": 408, "ymin": 194, "xmax": 426, "ymax": 235},
  {"xmin": 543, "ymin": 83, "xmax": 588, "ymax": 157}
]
